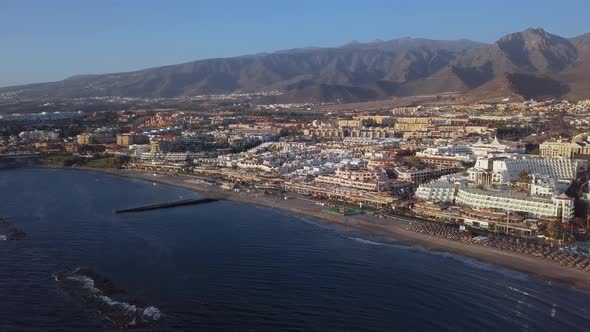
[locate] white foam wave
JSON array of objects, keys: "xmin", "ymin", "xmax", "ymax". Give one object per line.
[
  {"xmin": 295, "ymin": 213, "xmax": 530, "ymax": 282},
  {"xmin": 298, "ymin": 217, "xmax": 333, "ymax": 230},
  {"xmin": 342, "ymin": 234, "xmax": 421, "ymax": 251},
  {"xmin": 143, "ymin": 306, "xmax": 163, "ymax": 320},
  {"xmin": 457, "ymin": 255, "xmax": 528, "ymax": 279},
  {"xmin": 340, "ymin": 233, "xmax": 529, "ymax": 281},
  {"xmin": 508, "ymin": 286, "xmax": 531, "ymax": 296},
  {"xmin": 66, "ymin": 275, "xmax": 100, "ymax": 294},
  {"xmin": 59, "ymin": 270, "xmax": 163, "ymax": 325},
  {"xmin": 98, "ymin": 295, "xmax": 162, "ymax": 325},
  {"xmin": 343, "ymin": 236, "xmax": 388, "ymax": 246},
  {"xmin": 98, "ymin": 295, "xmax": 162, "ymax": 323},
  {"xmin": 99, "ymin": 295, "xmax": 138, "ymax": 313}
]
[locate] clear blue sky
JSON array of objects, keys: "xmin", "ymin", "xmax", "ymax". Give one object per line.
[{"xmin": 1, "ymin": 0, "xmax": 588, "ymax": 87}]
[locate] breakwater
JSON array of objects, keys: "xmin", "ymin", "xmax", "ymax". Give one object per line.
[{"xmin": 114, "ymin": 197, "xmax": 219, "ymax": 213}]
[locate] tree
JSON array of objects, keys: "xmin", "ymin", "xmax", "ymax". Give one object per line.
[
  {"xmin": 113, "ymin": 155, "xmax": 131, "ymax": 169},
  {"xmin": 547, "ymin": 219, "xmax": 560, "ymax": 242},
  {"xmin": 63, "ymin": 155, "xmax": 82, "ymax": 167}
]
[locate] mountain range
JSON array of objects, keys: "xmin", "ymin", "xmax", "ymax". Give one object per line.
[{"xmin": 2, "ymin": 28, "xmax": 590, "ymax": 103}]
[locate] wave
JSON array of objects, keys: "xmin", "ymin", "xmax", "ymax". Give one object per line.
[
  {"xmin": 340, "ymin": 235, "xmax": 390, "ymax": 247},
  {"xmin": 339, "ymin": 233, "xmax": 529, "ymax": 281},
  {"xmin": 143, "ymin": 306, "xmax": 163, "ymax": 320},
  {"xmin": 0, "ymin": 220, "xmax": 27, "ymax": 240},
  {"xmin": 508, "ymin": 286, "xmax": 531, "ymax": 296},
  {"xmin": 408, "ymin": 245, "xmax": 529, "ymax": 281},
  {"xmin": 298, "ymin": 217, "xmax": 334, "ymax": 231},
  {"xmin": 66, "ymin": 274, "xmax": 99, "ymax": 293},
  {"xmin": 55, "ymin": 268, "xmax": 163, "ymax": 329},
  {"xmin": 456, "ymin": 257, "xmax": 529, "ymax": 280},
  {"xmin": 277, "ymin": 209, "xmax": 530, "ymax": 282}
]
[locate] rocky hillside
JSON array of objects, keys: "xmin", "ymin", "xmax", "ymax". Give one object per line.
[{"xmin": 2, "ymin": 28, "xmax": 589, "ymax": 103}]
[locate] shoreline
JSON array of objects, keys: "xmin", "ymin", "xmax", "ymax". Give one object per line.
[{"xmin": 34, "ymin": 166, "xmax": 590, "ymax": 294}]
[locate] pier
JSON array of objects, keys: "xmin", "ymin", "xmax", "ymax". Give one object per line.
[{"xmin": 114, "ymin": 197, "xmax": 220, "ymax": 213}]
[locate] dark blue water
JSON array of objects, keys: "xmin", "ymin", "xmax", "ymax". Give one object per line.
[{"xmin": 1, "ymin": 168, "xmax": 590, "ymax": 331}]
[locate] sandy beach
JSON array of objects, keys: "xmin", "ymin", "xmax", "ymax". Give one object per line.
[{"xmin": 51, "ymin": 167, "xmax": 590, "ymax": 293}]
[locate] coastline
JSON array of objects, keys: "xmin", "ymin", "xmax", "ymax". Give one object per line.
[{"xmin": 36, "ymin": 166, "xmax": 590, "ymax": 293}]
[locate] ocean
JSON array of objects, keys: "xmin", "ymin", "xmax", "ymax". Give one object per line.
[{"xmin": 1, "ymin": 168, "xmax": 589, "ymax": 331}]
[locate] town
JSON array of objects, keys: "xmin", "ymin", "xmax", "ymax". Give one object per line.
[{"xmin": 2, "ymin": 97, "xmax": 590, "ymax": 271}]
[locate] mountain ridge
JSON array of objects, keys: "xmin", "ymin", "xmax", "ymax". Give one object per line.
[{"xmin": 2, "ymin": 28, "xmax": 589, "ymax": 102}]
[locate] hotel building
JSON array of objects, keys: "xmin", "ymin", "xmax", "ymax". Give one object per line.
[{"xmin": 455, "ymin": 188, "xmax": 574, "ymax": 221}]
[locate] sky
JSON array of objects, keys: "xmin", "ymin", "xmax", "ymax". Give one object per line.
[{"xmin": 1, "ymin": 0, "xmax": 589, "ymax": 87}]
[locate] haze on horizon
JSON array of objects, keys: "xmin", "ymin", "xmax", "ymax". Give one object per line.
[{"xmin": 2, "ymin": 0, "xmax": 589, "ymax": 87}]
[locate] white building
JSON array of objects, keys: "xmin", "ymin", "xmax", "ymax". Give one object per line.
[
  {"xmin": 530, "ymin": 175, "xmax": 571, "ymax": 198},
  {"xmin": 416, "ymin": 145, "xmax": 474, "ymax": 162},
  {"xmin": 128, "ymin": 144, "xmax": 151, "ymax": 157},
  {"xmin": 456, "ymin": 187, "xmax": 574, "ymax": 221},
  {"xmin": 468, "ymin": 156, "xmax": 586, "ymax": 187},
  {"xmin": 471, "ymin": 136, "xmax": 525, "ymax": 157},
  {"xmin": 415, "ymin": 178, "xmax": 458, "ymax": 202},
  {"xmin": 140, "ymin": 152, "xmax": 198, "ymax": 163},
  {"xmin": 18, "ymin": 130, "xmax": 60, "ymax": 141},
  {"xmin": 416, "ymin": 137, "xmax": 525, "ymax": 162}
]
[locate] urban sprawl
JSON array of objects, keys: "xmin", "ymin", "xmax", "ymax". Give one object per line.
[{"xmin": 3, "ymin": 98, "xmax": 590, "ymax": 271}]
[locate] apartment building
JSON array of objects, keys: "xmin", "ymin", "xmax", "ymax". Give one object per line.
[
  {"xmin": 303, "ymin": 128, "xmax": 344, "ymax": 138},
  {"xmin": 316, "ymin": 168, "xmax": 392, "ymax": 192},
  {"xmin": 337, "ymin": 119, "xmax": 363, "ymax": 128},
  {"xmin": 394, "ymin": 166, "xmax": 458, "ymax": 183},
  {"xmin": 393, "ymin": 117, "xmax": 433, "ymax": 132},
  {"xmin": 283, "ymin": 181, "xmax": 395, "ymax": 209},
  {"xmin": 356, "ymin": 115, "xmax": 395, "ymax": 126},
  {"xmin": 540, "ymin": 136, "xmax": 590, "ymax": 158},
  {"xmin": 349, "ymin": 128, "xmax": 394, "ymax": 139},
  {"xmin": 116, "ymin": 133, "xmax": 149, "ymax": 146},
  {"xmin": 416, "ymin": 145, "xmax": 474, "ymax": 162},
  {"xmin": 402, "ymin": 130, "xmax": 464, "ymax": 139},
  {"xmin": 18, "ymin": 130, "xmax": 59, "ymax": 142},
  {"xmin": 76, "ymin": 133, "xmax": 116, "ymax": 145},
  {"xmin": 420, "ymin": 157, "xmax": 463, "ymax": 168}
]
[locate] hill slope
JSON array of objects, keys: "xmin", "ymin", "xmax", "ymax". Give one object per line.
[{"xmin": 2, "ymin": 28, "xmax": 589, "ymax": 102}]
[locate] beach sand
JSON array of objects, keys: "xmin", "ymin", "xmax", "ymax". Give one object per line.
[{"xmin": 56, "ymin": 167, "xmax": 590, "ymax": 294}]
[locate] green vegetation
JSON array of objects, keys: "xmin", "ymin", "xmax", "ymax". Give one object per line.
[
  {"xmin": 85, "ymin": 157, "xmax": 116, "ymax": 168},
  {"xmin": 86, "ymin": 156, "xmax": 130, "ymax": 169},
  {"xmin": 546, "ymin": 219, "xmax": 561, "ymax": 243},
  {"xmin": 39, "ymin": 153, "xmax": 84, "ymax": 167},
  {"xmin": 40, "ymin": 153, "xmax": 131, "ymax": 169}
]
